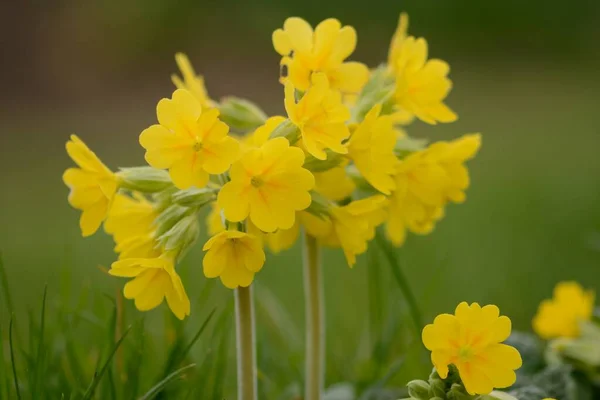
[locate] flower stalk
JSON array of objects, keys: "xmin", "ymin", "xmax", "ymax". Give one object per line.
[
  {"xmin": 303, "ymin": 232, "xmax": 324, "ymax": 400},
  {"xmin": 234, "ymin": 285, "xmax": 257, "ymax": 400}
]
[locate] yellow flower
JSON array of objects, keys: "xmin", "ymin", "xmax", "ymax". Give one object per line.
[
  {"xmin": 218, "ymin": 137, "xmax": 314, "ymax": 232},
  {"xmin": 313, "ymin": 164, "xmax": 355, "ymax": 202},
  {"xmin": 533, "ymin": 281, "xmax": 595, "ymax": 339},
  {"xmin": 387, "ymin": 13, "xmax": 409, "ymax": 74},
  {"xmin": 109, "ymin": 254, "xmax": 190, "ymax": 320},
  {"xmin": 171, "ymin": 53, "xmax": 213, "ymax": 109},
  {"xmin": 63, "ymin": 135, "xmax": 118, "ymax": 237},
  {"xmin": 319, "ymin": 195, "xmax": 387, "ymax": 267},
  {"xmin": 394, "ymin": 36, "xmax": 457, "ymax": 125},
  {"xmin": 207, "ymin": 201, "xmax": 225, "ymax": 236},
  {"xmin": 140, "ymin": 89, "xmax": 240, "ymax": 189},
  {"xmin": 265, "ymin": 220, "xmax": 300, "ymax": 253},
  {"xmin": 273, "ymin": 17, "xmax": 369, "ymax": 94},
  {"xmin": 202, "ymin": 230, "xmax": 265, "ymax": 289},
  {"xmin": 105, "ymin": 193, "xmax": 159, "ymax": 259},
  {"xmin": 347, "ymin": 104, "xmax": 399, "ymax": 195},
  {"xmin": 386, "ymin": 134, "xmax": 481, "ymax": 246},
  {"xmin": 244, "ymin": 116, "xmax": 286, "ymax": 148},
  {"xmin": 423, "ymin": 302, "xmax": 522, "ymax": 395},
  {"xmin": 285, "ymin": 73, "xmax": 350, "ymax": 160}
]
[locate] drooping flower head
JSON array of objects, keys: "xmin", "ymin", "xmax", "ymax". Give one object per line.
[
  {"xmin": 140, "ymin": 89, "xmax": 240, "ymax": 189},
  {"xmin": 171, "ymin": 52, "xmax": 213, "ymax": 109},
  {"xmin": 311, "ymin": 195, "xmax": 387, "ymax": 267},
  {"xmin": 285, "ymin": 73, "xmax": 350, "ymax": 160},
  {"xmin": 63, "ymin": 135, "xmax": 118, "ymax": 237},
  {"xmin": 202, "ymin": 230, "xmax": 265, "ymax": 289},
  {"xmin": 218, "ymin": 137, "xmax": 314, "ymax": 232},
  {"xmin": 347, "ymin": 104, "xmax": 399, "ymax": 195},
  {"xmin": 109, "ymin": 254, "xmax": 191, "ymax": 320},
  {"xmin": 105, "ymin": 193, "xmax": 159, "ymax": 259},
  {"xmin": 393, "ymin": 36, "xmax": 457, "ymax": 125},
  {"xmin": 273, "ymin": 17, "xmax": 369, "ymax": 94},
  {"xmin": 423, "ymin": 302, "xmax": 522, "ymax": 395},
  {"xmin": 533, "ymin": 281, "xmax": 595, "ymax": 339},
  {"xmin": 386, "ymin": 134, "xmax": 481, "ymax": 246}
]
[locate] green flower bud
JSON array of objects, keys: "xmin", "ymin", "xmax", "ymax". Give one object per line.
[
  {"xmin": 351, "ymin": 65, "xmax": 395, "ymax": 123},
  {"xmin": 406, "ymin": 380, "xmax": 430, "ymax": 399},
  {"xmin": 304, "ymin": 191, "xmax": 331, "ymax": 219},
  {"xmin": 447, "ymin": 383, "xmax": 472, "ymax": 400},
  {"xmin": 269, "ymin": 119, "xmax": 301, "ymax": 144},
  {"xmin": 429, "ymin": 378, "xmax": 446, "ymax": 398},
  {"xmin": 395, "ymin": 136, "xmax": 428, "ymax": 157},
  {"xmin": 157, "ymin": 214, "xmax": 200, "ymax": 256},
  {"xmin": 117, "ymin": 167, "xmax": 173, "ymax": 193},
  {"xmin": 172, "ymin": 187, "xmax": 218, "ymax": 208},
  {"xmin": 218, "ymin": 96, "xmax": 268, "ymax": 132},
  {"xmin": 303, "ymin": 151, "xmax": 344, "ymax": 173},
  {"xmin": 480, "ymin": 391, "xmax": 518, "ymax": 400},
  {"xmin": 154, "ymin": 204, "xmax": 192, "ymax": 238}
]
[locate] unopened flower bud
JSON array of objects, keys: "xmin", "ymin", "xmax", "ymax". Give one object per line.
[
  {"xmin": 447, "ymin": 383, "xmax": 472, "ymax": 400},
  {"xmin": 218, "ymin": 97, "xmax": 268, "ymax": 132},
  {"xmin": 172, "ymin": 187, "xmax": 218, "ymax": 208},
  {"xmin": 154, "ymin": 204, "xmax": 192, "ymax": 237},
  {"xmin": 158, "ymin": 214, "xmax": 200, "ymax": 255},
  {"xmin": 429, "ymin": 378, "xmax": 446, "ymax": 398},
  {"xmin": 351, "ymin": 65, "xmax": 395, "ymax": 123},
  {"xmin": 303, "ymin": 151, "xmax": 344, "ymax": 173},
  {"xmin": 117, "ymin": 167, "xmax": 173, "ymax": 193},
  {"xmin": 406, "ymin": 380, "xmax": 430, "ymax": 399},
  {"xmin": 269, "ymin": 119, "xmax": 301, "ymax": 144}
]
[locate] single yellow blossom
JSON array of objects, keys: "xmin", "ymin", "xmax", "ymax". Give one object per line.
[
  {"xmin": 423, "ymin": 302, "xmax": 522, "ymax": 395},
  {"xmin": 387, "ymin": 13, "xmax": 409, "ymax": 74},
  {"xmin": 285, "ymin": 73, "xmax": 350, "ymax": 160},
  {"xmin": 140, "ymin": 89, "xmax": 240, "ymax": 189},
  {"xmin": 533, "ymin": 281, "xmax": 595, "ymax": 339},
  {"xmin": 347, "ymin": 104, "xmax": 399, "ymax": 195},
  {"xmin": 63, "ymin": 135, "xmax": 118, "ymax": 237},
  {"xmin": 218, "ymin": 137, "xmax": 314, "ymax": 232},
  {"xmin": 394, "ymin": 36, "xmax": 457, "ymax": 125},
  {"xmin": 313, "ymin": 164, "xmax": 355, "ymax": 202},
  {"xmin": 386, "ymin": 134, "xmax": 481, "ymax": 246},
  {"xmin": 171, "ymin": 52, "xmax": 213, "ymax": 109},
  {"xmin": 319, "ymin": 195, "xmax": 387, "ymax": 267},
  {"xmin": 244, "ymin": 116, "xmax": 286, "ymax": 148},
  {"xmin": 202, "ymin": 230, "xmax": 265, "ymax": 289},
  {"xmin": 110, "ymin": 254, "xmax": 190, "ymax": 320},
  {"xmin": 273, "ymin": 17, "xmax": 369, "ymax": 93}
]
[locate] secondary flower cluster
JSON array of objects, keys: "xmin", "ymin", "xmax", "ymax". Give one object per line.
[{"xmin": 63, "ymin": 13, "xmax": 481, "ymax": 319}]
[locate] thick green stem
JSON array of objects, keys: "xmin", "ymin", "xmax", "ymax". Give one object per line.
[
  {"xmin": 234, "ymin": 286, "xmax": 257, "ymax": 400},
  {"xmin": 303, "ymin": 232, "xmax": 324, "ymax": 400}
]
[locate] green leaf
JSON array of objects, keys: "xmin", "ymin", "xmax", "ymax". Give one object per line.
[
  {"xmin": 139, "ymin": 364, "xmax": 196, "ymax": 400},
  {"xmin": 9, "ymin": 315, "xmax": 22, "ymax": 400},
  {"xmin": 33, "ymin": 284, "xmax": 48, "ymax": 398}
]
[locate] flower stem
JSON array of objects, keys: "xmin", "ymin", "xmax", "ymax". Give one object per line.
[
  {"xmin": 303, "ymin": 232, "xmax": 324, "ymax": 400},
  {"xmin": 234, "ymin": 285, "xmax": 257, "ymax": 400}
]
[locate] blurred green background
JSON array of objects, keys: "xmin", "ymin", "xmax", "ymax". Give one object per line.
[{"xmin": 1, "ymin": 0, "xmax": 600, "ymax": 395}]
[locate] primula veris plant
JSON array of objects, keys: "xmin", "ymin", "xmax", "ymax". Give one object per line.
[
  {"xmin": 421, "ymin": 302, "xmax": 523, "ymax": 396},
  {"xmin": 62, "ymin": 11, "xmax": 482, "ymax": 400}
]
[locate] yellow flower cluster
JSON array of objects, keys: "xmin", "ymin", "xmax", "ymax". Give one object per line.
[{"xmin": 62, "ymin": 12, "xmax": 481, "ymax": 318}]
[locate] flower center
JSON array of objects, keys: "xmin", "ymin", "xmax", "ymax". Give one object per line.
[
  {"xmin": 250, "ymin": 176, "xmax": 264, "ymax": 188},
  {"xmin": 193, "ymin": 141, "xmax": 203, "ymax": 152},
  {"xmin": 458, "ymin": 346, "xmax": 473, "ymax": 362}
]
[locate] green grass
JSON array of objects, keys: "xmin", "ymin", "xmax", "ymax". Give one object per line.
[{"xmin": 1, "ymin": 66, "xmax": 599, "ymax": 398}]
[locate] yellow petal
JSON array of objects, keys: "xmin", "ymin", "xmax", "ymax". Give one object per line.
[
  {"xmin": 283, "ymin": 17, "xmax": 314, "ymax": 54},
  {"xmin": 272, "ymin": 29, "xmax": 292, "ymax": 55}
]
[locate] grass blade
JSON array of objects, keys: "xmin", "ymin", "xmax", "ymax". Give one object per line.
[
  {"xmin": 139, "ymin": 363, "xmax": 196, "ymax": 400},
  {"xmin": 375, "ymin": 231, "xmax": 423, "ymax": 332},
  {"xmin": 366, "ymin": 246, "xmax": 385, "ymax": 366},
  {"xmin": 82, "ymin": 325, "xmax": 132, "ymax": 400},
  {"xmin": 9, "ymin": 315, "xmax": 22, "ymax": 400},
  {"xmin": 33, "ymin": 284, "xmax": 48, "ymax": 397}
]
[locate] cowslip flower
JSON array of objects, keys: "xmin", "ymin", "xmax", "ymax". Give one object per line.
[
  {"xmin": 109, "ymin": 254, "xmax": 190, "ymax": 320},
  {"xmin": 243, "ymin": 116, "xmax": 286, "ymax": 148},
  {"xmin": 218, "ymin": 137, "xmax": 314, "ymax": 232},
  {"xmin": 63, "ymin": 135, "xmax": 118, "ymax": 237},
  {"xmin": 273, "ymin": 17, "xmax": 369, "ymax": 94},
  {"xmin": 347, "ymin": 104, "xmax": 399, "ymax": 195},
  {"xmin": 171, "ymin": 52, "xmax": 213, "ymax": 109},
  {"xmin": 533, "ymin": 281, "xmax": 595, "ymax": 339},
  {"xmin": 423, "ymin": 302, "xmax": 522, "ymax": 395},
  {"xmin": 140, "ymin": 89, "xmax": 239, "ymax": 189},
  {"xmin": 285, "ymin": 73, "xmax": 350, "ymax": 160},
  {"xmin": 385, "ymin": 134, "xmax": 481, "ymax": 246},
  {"xmin": 393, "ymin": 36, "xmax": 457, "ymax": 125},
  {"xmin": 318, "ymin": 195, "xmax": 387, "ymax": 267},
  {"xmin": 313, "ymin": 164, "xmax": 355, "ymax": 202},
  {"xmin": 202, "ymin": 230, "xmax": 265, "ymax": 289}
]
